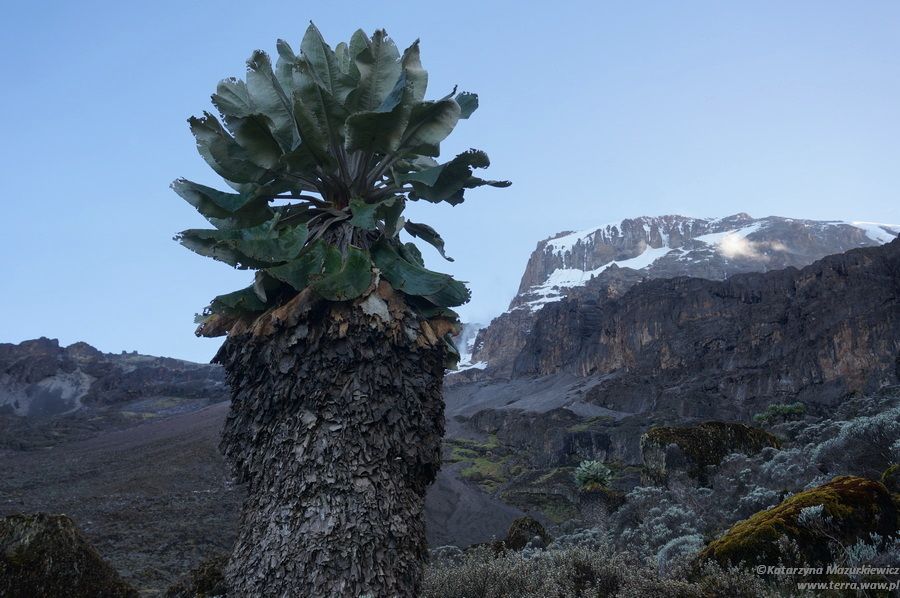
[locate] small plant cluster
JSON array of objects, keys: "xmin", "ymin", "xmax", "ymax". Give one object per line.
[
  {"xmin": 573, "ymin": 460, "xmax": 612, "ymax": 491},
  {"xmin": 753, "ymin": 402, "xmax": 806, "ymax": 425}
]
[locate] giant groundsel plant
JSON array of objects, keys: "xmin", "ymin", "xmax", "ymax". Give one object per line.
[{"xmin": 174, "ymin": 23, "xmax": 508, "ymax": 352}]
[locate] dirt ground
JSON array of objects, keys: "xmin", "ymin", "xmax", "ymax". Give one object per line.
[{"xmin": 0, "ymin": 401, "xmax": 523, "ymax": 595}]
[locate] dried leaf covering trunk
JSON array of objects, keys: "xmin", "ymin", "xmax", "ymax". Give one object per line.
[{"xmin": 214, "ymin": 283, "xmax": 448, "ymax": 597}]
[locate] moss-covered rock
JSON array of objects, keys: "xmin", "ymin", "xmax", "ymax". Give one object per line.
[
  {"xmin": 641, "ymin": 421, "xmax": 780, "ymax": 484},
  {"xmin": 881, "ymin": 463, "xmax": 900, "ymax": 494},
  {"xmin": 165, "ymin": 554, "xmax": 228, "ymax": 598},
  {"xmin": 699, "ymin": 476, "xmax": 900, "ymax": 566},
  {"xmin": 504, "ymin": 516, "xmax": 551, "ymax": 551},
  {"xmin": 0, "ymin": 513, "xmax": 137, "ymax": 598}
]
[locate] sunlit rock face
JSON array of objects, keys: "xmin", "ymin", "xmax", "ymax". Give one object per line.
[
  {"xmin": 466, "ymin": 214, "xmax": 899, "ymax": 376},
  {"xmin": 512, "ymin": 238, "xmax": 900, "ymax": 416}
]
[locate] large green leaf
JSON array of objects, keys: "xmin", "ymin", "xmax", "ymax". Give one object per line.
[
  {"xmin": 171, "ymin": 179, "xmax": 273, "ymax": 229},
  {"xmin": 455, "ymin": 92, "xmax": 478, "ymax": 119},
  {"xmin": 237, "ymin": 223, "xmax": 309, "ymax": 263},
  {"xmin": 372, "ymin": 240, "xmax": 469, "ymax": 307},
  {"xmin": 178, "ymin": 230, "xmax": 267, "ymax": 269},
  {"xmin": 245, "ymin": 50, "xmax": 298, "ymax": 151},
  {"xmin": 406, "ymin": 295, "xmax": 460, "ymax": 320},
  {"xmin": 300, "ymin": 23, "xmax": 356, "ymax": 104},
  {"xmin": 346, "ymin": 29, "xmax": 401, "ymax": 112},
  {"xmin": 399, "ymin": 241, "xmax": 424, "ymax": 266},
  {"xmin": 211, "ymin": 78, "xmax": 256, "ymax": 118},
  {"xmin": 294, "ymin": 60, "xmax": 349, "ymax": 161},
  {"xmin": 209, "ymin": 284, "xmax": 268, "ymax": 315},
  {"xmin": 274, "ymin": 39, "xmax": 302, "ymax": 92},
  {"xmin": 291, "ymin": 90, "xmax": 336, "ymax": 169},
  {"xmin": 177, "ymin": 221, "xmax": 309, "ymax": 268},
  {"xmin": 345, "ymin": 42, "xmax": 426, "ymax": 154},
  {"xmin": 310, "ymin": 245, "xmax": 374, "ymax": 300},
  {"xmin": 402, "ymin": 149, "xmax": 511, "ymax": 203},
  {"xmin": 377, "ymin": 196, "xmax": 405, "ymax": 237},
  {"xmin": 399, "ymin": 98, "xmax": 461, "ymax": 156},
  {"xmin": 389, "ymin": 40, "xmax": 427, "ymax": 106},
  {"xmin": 265, "ymin": 240, "xmax": 328, "ymax": 290},
  {"xmin": 404, "ymin": 220, "xmax": 453, "ymax": 261},
  {"xmin": 189, "ymin": 112, "xmax": 272, "ymax": 184},
  {"xmin": 401, "ymin": 149, "xmax": 488, "ymax": 187},
  {"xmin": 348, "ymin": 197, "xmax": 378, "ymax": 230},
  {"xmin": 280, "ymin": 143, "xmax": 321, "ymax": 176},
  {"xmin": 334, "ymin": 41, "xmax": 359, "ymax": 81},
  {"xmin": 229, "ymin": 114, "xmax": 283, "ymax": 169}
]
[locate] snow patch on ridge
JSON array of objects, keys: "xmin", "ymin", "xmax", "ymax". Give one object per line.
[
  {"xmin": 845, "ymin": 221, "xmax": 900, "ymax": 244},
  {"xmin": 452, "ymin": 322, "xmax": 485, "ymax": 371},
  {"xmin": 521, "ymin": 218, "xmax": 900, "ymax": 314},
  {"xmin": 524, "ymin": 244, "xmax": 675, "ymax": 311}
]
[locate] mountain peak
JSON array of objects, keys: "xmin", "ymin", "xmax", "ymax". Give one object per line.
[
  {"xmin": 461, "ymin": 213, "xmax": 900, "ymax": 375},
  {"xmin": 513, "ymin": 214, "xmax": 899, "ymax": 312}
]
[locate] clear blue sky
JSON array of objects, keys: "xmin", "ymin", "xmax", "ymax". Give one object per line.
[{"xmin": 2, "ymin": 1, "xmax": 898, "ymax": 362}]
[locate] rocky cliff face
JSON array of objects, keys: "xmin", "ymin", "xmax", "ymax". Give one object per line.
[
  {"xmin": 0, "ymin": 338, "xmax": 225, "ymax": 419},
  {"xmin": 513, "ymin": 238, "xmax": 900, "ymax": 417},
  {"xmin": 469, "ymin": 214, "xmax": 900, "ymax": 376}
]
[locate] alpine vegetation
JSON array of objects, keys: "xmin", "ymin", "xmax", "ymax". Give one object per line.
[
  {"xmin": 172, "ymin": 23, "xmax": 507, "ymax": 597},
  {"xmin": 574, "ymin": 460, "xmax": 612, "ymax": 490}
]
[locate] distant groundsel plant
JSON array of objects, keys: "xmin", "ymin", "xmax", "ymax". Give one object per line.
[
  {"xmin": 574, "ymin": 460, "xmax": 612, "ymax": 490},
  {"xmin": 172, "ymin": 23, "xmax": 507, "ymax": 597}
]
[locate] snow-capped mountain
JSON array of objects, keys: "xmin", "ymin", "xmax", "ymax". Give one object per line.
[
  {"xmin": 461, "ymin": 213, "xmax": 899, "ymax": 375},
  {"xmin": 514, "ymin": 213, "xmax": 899, "ymax": 311}
]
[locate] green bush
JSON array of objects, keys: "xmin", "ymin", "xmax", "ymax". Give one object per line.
[
  {"xmin": 574, "ymin": 460, "xmax": 612, "ymax": 490},
  {"xmin": 753, "ymin": 402, "xmax": 806, "ymax": 425}
]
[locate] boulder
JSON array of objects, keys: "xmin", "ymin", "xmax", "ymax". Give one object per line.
[
  {"xmin": 641, "ymin": 421, "xmax": 779, "ymax": 484},
  {"xmin": 699, "ymin": 476, "xmax": 900, "ymax": 566},
  {"xmin": 0, "ymin": 513, "xmax": 136, "ymax": 597},
  {"xmin": 504, "ymin": 516, "xmax": 551, "ymax": 551},
  {"xmin": 165, "ymin": 554, "xmax": 228, "ymax": 598}
]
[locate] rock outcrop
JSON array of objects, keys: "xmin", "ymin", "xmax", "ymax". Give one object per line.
[
  {"xmin": 0, "ymin": 513, "xmax": 137, "ymax": 597},
  {"xmin": 468, "ymin": 214, "xmax": 899, "ymax": 376},
  {"xmin": 641, "ymin": 422, "xmax": 780, "ymax": 484},
  {"xmin": 513, "ymin": 239, "xmax": 900, "ymax": 417}
]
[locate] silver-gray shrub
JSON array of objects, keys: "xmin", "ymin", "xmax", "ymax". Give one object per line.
[
  {"xmin": 812, "ymin": 406, "xmax": 900, "ymax": 478},
  {"xmin": 656, "ymin": 533, "xmax": 705, "ymax": 576}
]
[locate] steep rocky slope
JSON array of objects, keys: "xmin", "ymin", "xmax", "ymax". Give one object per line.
[
  {"xmin": 513, "ymin": 238, "xmax": 900, "ymax": 415},
  {"xmin": 444, "ymin": 237, "xmax": 900, "ymax": 477},
  {"xmin": 468, "ymin": 214, "xmax": 899, "ymax": 376}
]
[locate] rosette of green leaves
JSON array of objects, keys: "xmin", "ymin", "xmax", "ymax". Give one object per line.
[{"xmin": 173, "ymin": 23, "xmax": 508, "ymax": 336}]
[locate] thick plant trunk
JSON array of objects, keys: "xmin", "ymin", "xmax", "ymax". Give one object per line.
[{"xmin": 214, "ymin": 283, "xmax": 448, "ymax": 597}]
